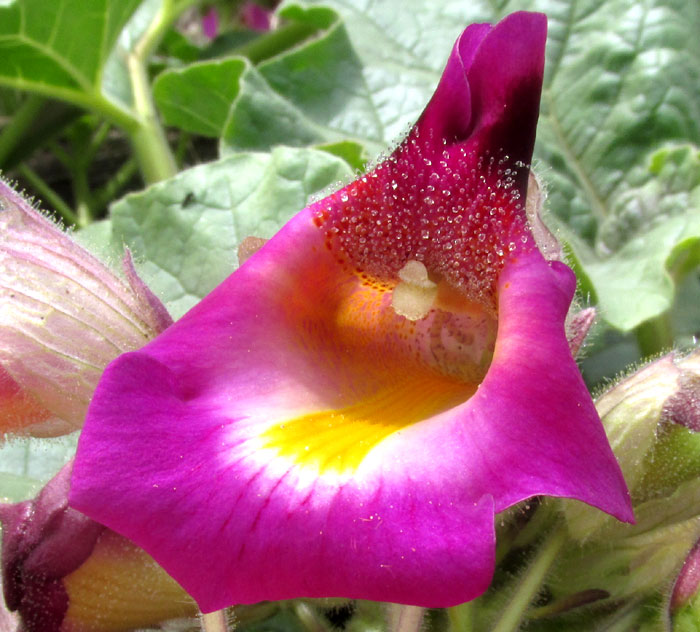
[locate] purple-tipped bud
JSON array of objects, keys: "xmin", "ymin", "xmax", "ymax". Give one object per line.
[
  {"xmin": 0, "ymin": 463, "xmax": 197, "ymax": 631},
  {"xmin": 672, "ymin": 537, "xmax": 700, "ymax": 613}
]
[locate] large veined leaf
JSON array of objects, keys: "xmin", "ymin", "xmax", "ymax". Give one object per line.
[
  {"xmin": 532, "ymin": 0, "xmax": 700, "ymax": 330},
  {"xmin": 155, "ymin": 0, "xmax": 700, "ymax": 332},
  {"xmin": 0, "ymin": 0, "xmax": 142, "ymax": 118},
  {"xmin": 581, "ymin": 145, "xmax": 700, "ymax": 329},
  {"xmin": 110, "ymin": 145, "xmax": 353, "ymax": 318}
]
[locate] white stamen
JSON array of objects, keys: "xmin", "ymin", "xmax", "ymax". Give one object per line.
[{"xmin": 391, "ymin": 260, "xmax": 438, "ymax": 321}]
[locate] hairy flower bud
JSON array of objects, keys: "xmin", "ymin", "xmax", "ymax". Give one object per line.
[
  {"xmin": 565, "ymin": 348, "xmax": 700, "ymax": 541},
  {"xmin": 556, "ymin": 349, "xmax": 700, "ymax": 603},
  {"xmin": 0, "ymin": 463, "xmax": 198, "ymax": 631},
  {"xmin": 0, "ymin": 180, "xmax": 172, "ymax": 437},
  {"xmin": 671, "ymin": 537, "xmax": 700, "ymax": 630}
]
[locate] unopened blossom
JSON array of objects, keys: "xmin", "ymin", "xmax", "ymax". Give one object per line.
[
  {"xmin": 565, "ymin": 348, "xmax": 700, "ymax": 542},
  {"xmin": 71, "ymin": 12, "xmax": 632, "ymax": 612},
  {"xmin": 0, "ymin": 182, "xmax": 191, "ymax": 630},
  {"xmin": 240, "ymin": 2, "xmax": 274, "ymax": 31},
  {"xmin": 0, "ymin": 463, "xmax": 198, "ymax": 631},
  {"xmin": 0, "ymin": 180, "xmax": 172, "ymax": 437},
  {"xmin": 672, "ymin": 536, "xmax": 700, "ymax": 629},
  {"xmin": 552, "ymin": 349, "xmax": 700, "ymax": 606}
]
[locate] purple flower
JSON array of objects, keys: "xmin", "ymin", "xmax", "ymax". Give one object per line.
[
  {"xmin": 240, "ymin": 2, "xmax": 274, "ymax": 32},
  {"xmin": 70, "ymin": 12, "xmax": 632, "ymax": 612},
  {"xmin": 201, "ymin": 7, "xmax": 219, "ymax": 40}
]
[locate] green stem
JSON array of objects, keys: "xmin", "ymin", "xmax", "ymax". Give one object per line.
[
  {"xmin": 72, "ymin": 165, "xmax": 94, "ymax": 227},
  {"xmin": 0, "ymin": 95, "xmax": 45, "ymax": 166},
  {"xmin": 1, "ymin": 78, "xmax": 142, "ymax": 132},
  {"xmin": 93, "ymin": 158, "xmax": 138, "ymax": 211},
  {"xmin": 635, "ymin": 312, "xmax": 674, "ymax": 359},
  {"xmin": 490, "ymin": 524, "xmax": 568, "ymax": 632},
  {"xmin": 447, "ymin": 601, "xmax": 474, "ymax": 632},
  {"xmin": 528, "ymin": 589, "xmax": 610, "ymax": 619},
  {"xmin": 84, "ymin": 121, "xmax": 111, "ymax": 164},
  {"xmin": 233, "ymin": 20, "xmax": 319, "ymax": 64},
  {"xmin": 48, "ymin": 140, "xmax": 73, "ymax": 168},
  {"xmin": 17, "ymin": 163, "xmax": 79, "ymax": 226},
  {"xmin": 126, "ymin": 0, "xmax": 192, "ymax": 183}
]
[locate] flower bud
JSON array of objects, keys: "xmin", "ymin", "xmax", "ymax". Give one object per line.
[
  {"xmin": 0, "ymin": 463, "xmax": 198, "ymax": 631},
  {"xmin": 565, "ymin": 348, "xmax": 700, "ymax": 541},
  {"xmin": 554, "ymin": 349, "xmax": 700, "ymax": 603},
  {"xmin": 0, "ymin": 180, "xmax": 172, "ymax": 437},
  {"xmin": 671, "ymin": 537, "xmax": 700, "ymax": 630}
]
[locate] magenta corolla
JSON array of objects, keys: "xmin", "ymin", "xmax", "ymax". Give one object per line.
[{"xmin": 70, "ymin": 12, "xmax": 632, "ymax": 612}]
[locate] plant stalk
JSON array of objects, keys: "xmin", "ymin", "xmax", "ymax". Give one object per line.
[
  {"xmin": 126, "ymin": 0, "xmax": 190, "ymax": 183},
  {"xmin": 233, "ymin": 20, "xmax": 319, "ymax": 64},
  {"xmin": 0, "ymin": 95, "xmax": 45, "ymax": 166},
  {"xmin": 490, "ymin": 523, "xmax": 568, "ymax": 632},
  {"xmin": 447, "ymin": 601, "xmax": 474, "ymax": 632}
]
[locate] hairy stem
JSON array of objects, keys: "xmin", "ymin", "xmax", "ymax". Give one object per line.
[
  {"xmin": 490, "ymin": 524, "xmax": 568, "ymax": 632},
  {"xmin": 126, "ymin": 0, "xmax": 196, "ymax": 183}
]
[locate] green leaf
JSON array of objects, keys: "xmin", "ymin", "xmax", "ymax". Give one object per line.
[
  {"xmin": 238, "ymin": 0, "xmax": 490, "ymax": 153},
  {"xmin": 0, "ymin": 433, "xmax": 79, "ymax": 501},
  {"xmin": 153, "ymin": 5, "xmax": 385, "ymax": 155},
  {"xmin": 226, "ymin": 5, "xmax": 382, "ymax": 151},
  {"xmin": 533, "ymin": 0, "xmax": 700, "ymax": 331},
  {"xmin": 153, "ymin": 58, "xmax": 247, "ymax": 137},
  {"xmin": 110, "ymin": 146, "xmax": 353, "ymax": 318},
  {"xmin": 581, "ymin": 145, "xmax": 700, "ymax": 330},
  {"xmin": 0, "ymin": 0, "xmax": 142, "ymax": 125},
  {"xmin": 317, "ymin": 140, "xmax": 367, "ymax": 171},
  {"xmin": 0, "ymin": 472, "xmax": 40, "ymax": 503}
]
